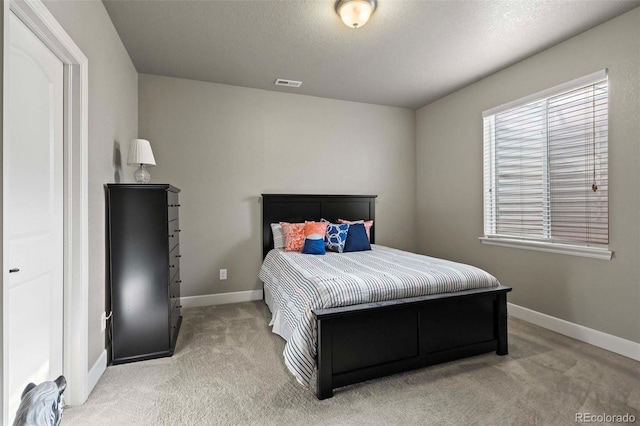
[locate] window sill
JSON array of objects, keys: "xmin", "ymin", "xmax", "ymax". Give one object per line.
[{"xmin": 479, "ymin": 237, "xmax": 613, "ymax": 260}]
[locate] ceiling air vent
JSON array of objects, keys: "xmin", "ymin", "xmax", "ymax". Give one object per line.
[{"xmin": 275, "ymin": 79, "xmax": 302, "ymax": 88}]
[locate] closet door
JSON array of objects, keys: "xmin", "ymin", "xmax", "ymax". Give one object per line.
[{"xmin": 4, "ymin": 11, "xmax": 64, "ymax": 423}]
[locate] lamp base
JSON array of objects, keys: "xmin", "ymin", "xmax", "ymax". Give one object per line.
[{"xmin": 133, "ymin": 164, "xmax": 151, "ymax": 183}]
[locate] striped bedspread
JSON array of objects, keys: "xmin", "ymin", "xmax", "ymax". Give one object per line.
[{"xmin": 259, "ymin": 245, "xmax": 500, "ymax": 388}]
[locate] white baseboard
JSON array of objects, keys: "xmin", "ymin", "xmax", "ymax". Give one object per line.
[
  {"xmin": 87, "ymin": 349, "xmax": 107, "ymax": 396},
  {"xmin": 180, "ymin": 289, "xmax": 263, "ymax": 308},
  {"xmin": 508, "ymin": 303, "xmax": 640, "ymax": 362}
]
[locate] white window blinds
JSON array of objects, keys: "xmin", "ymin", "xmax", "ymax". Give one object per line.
[{"xmin": 483, "ymin": 70, "xmax": 608, "ymax": 247}]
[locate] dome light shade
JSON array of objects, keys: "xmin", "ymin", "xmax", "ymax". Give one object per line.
[{"xmin": 335, "ymin": 0, "xmax": 377, "ymax": 29}]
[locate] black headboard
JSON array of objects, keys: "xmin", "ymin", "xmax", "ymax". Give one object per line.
[{"xmin": 262, "ymin": 194, "xmax": 377, "ymax": 258}]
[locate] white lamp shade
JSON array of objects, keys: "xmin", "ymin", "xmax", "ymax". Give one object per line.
[
  {"xmin": 336, "ymin": 0, "xmax": 376, "ymax": 28},
  {"xmin": 127, "ymin": 139, "xmax": 156, "ymax": 166}
]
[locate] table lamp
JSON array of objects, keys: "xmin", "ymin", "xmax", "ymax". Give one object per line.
[{"xmin": 127, "ymin": 139, "xmax": 156, "ymax": 183}]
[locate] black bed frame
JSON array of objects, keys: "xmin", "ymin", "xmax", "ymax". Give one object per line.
[{"xmin": 262, "ymin": 194, "xmax": 511, "ymax": 399}]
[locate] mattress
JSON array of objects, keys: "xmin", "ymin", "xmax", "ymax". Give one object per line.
[{"xmin": 259, "ymin": 244, "xmax": 500, "ymax": 388}]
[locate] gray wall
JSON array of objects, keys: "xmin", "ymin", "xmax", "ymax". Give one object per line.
[
  {"xmin": 416, "ymin": 9, "xmax": 640, "ymax": 343},
  {"xmin": 139, "ymin": 73, "xmax": 417, "ymax": 297},
  {"xmin": 42, "ymin": 0, "xmax": 139, "ymax": 366}
]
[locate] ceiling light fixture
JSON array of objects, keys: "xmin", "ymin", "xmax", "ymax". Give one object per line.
[{"xmin": 335, "ymin": 0, "xmax": 377, "ymax": 29}]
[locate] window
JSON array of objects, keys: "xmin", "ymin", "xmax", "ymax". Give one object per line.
[{"xmin": 481, "ymin": 70, "xmax": 611, "ymax": 260}]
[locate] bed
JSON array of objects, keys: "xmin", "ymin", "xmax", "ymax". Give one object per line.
[{"xmin": 260, "ymin": 194, "xmax": 511, "ymax": 399}]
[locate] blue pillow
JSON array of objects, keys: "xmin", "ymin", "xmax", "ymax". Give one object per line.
[
  {"xmin": 322, "ymin": 219, "xmax": 350, "ymax": 253},
  {"xmin": 302, "ymin": 237, "xmax": 326, "ymax": 255},
  {"xmin": 343, "ymin": 223, "xmax": 372, "ymax": 252}
]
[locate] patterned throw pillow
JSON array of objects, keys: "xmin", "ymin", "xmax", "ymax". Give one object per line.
[
  {"xmin": 270, "ymin": 223, "xmax": 285, "ymax": 249},
  {"xmin": 338, "ymin": 219, "xmax": 373, "ymax": 241},
  {"xmin": 321, "ymin": 219, "xmax": 350, "ymax": 253},
  {"xmin": 280, "ymin": 222, "xmax": 306, "ymax": 252}
]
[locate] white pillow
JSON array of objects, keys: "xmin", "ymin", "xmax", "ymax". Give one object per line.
[{"xmin": 270, "ymin": 223, "xmax": 285, "ymax": 249}]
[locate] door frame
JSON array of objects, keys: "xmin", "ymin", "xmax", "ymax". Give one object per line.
[{"xmin": 1, "ymin": 0, "xmax": 89, "ymax": 420}]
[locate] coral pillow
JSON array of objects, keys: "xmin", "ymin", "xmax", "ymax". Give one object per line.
[
  {"xmin": 279, "ymin": 222, "xmax": 306, "ymax": 252},
  {"xmin": 301, "ymin": 221, "xmax": 328, "ymax": 255},
  {"xmin": 304, "ymin": 221, "xmax": 328, "ymax": 238},
  {"xmin": 338, "ymin": 219, "xmax": 373, "ymax": 241}
]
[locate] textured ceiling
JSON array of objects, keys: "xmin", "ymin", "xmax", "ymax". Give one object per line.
[{"xmin": 103, "ymin": 0, "xmax": 640, "ymax": 109}]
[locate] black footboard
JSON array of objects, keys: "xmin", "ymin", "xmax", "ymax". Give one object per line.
[{"xmin": 313, "ymin": 285, "xmax": 511, "ymax": 399}]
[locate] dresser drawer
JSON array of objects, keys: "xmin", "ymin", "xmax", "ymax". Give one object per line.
[
  {"xmin": 170, "ymin": 293, "xmax": 179, "ymax": 315},
  {"xmin": 169, "ymin": 270, "xmax": 181, "ymax": 308},
  {"xmin": 168, "ymin": 191, "xmax": 180, "ymax": 221},
  {"xmin": 170, "ymin": 304, "xmax": 181, "ymax": 343},
  {"xmin": 168, "ymin": 218, "xmax": 180, "ymax": 250},
  {"xmin": 169, "ymin": 245, "xmax": 180, "ymax": 281}
]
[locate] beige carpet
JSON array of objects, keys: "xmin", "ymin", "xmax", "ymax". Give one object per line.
[{"xmin": 62, "ymin": 301, "xmax": 639, "ymax": 425}]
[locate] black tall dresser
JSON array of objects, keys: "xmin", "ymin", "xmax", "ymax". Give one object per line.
[{"xmin": 106, "ymin": 184, "xmax": 182, "ymax": 364}]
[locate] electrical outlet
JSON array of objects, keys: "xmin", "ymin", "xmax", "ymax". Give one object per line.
[{"xmin": 220, "ymin": 269, "xmax": 227, "ymax": 280}]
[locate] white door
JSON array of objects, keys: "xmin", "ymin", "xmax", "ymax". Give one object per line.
[{"xmin": 4, "ymin": 11, "xmax": 64, "ymax": 423}]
